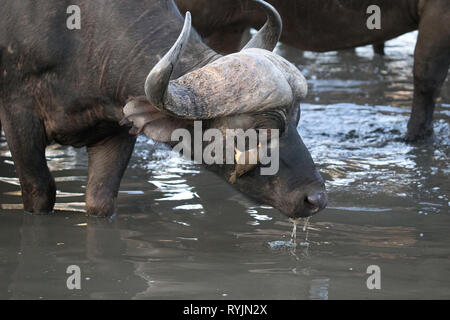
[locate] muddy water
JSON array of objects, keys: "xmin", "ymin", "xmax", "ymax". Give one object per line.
[{"xmin": 0, "ymin": 32, "xmax": 449, "ymax": 299}]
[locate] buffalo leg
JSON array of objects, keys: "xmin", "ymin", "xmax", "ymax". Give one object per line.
[
  {"xmin": 373, "ymin": 42, "xmax": 385, "ymax": 55},
  {"xmin": 0, "ymin": 103, "xmax": 56, "ymax": 213},
  {"xmin": 406, "ymin": 1, "xmax": 450, "ymax": 142},
  {"xmin": 85, "ymin": 129, "xmax": 136, "ymax": 217}
]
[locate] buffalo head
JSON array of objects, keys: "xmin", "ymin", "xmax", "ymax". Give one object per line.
[{"xmin": 123, "ymin": 0, "xmax": 327, "ymax": 218}]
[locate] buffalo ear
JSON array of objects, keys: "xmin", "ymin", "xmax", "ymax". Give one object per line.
[{"xmin": 121, "ymin": 97, "xmax": 191, "ymax": 143}]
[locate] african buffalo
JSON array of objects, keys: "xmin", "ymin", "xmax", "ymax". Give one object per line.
[
  {"xmin": 176, "ymin": 0, "xmax": 450, "ymax": 142},
  {"xmin": 0, "ymin": 0, "xmax": 326, "ymax": 218}
]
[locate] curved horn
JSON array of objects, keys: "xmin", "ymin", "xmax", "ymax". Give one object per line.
[
  {"xmin": 145, "ymin": 12, "xmax": 192, "ymax": 109},
  {"xmin": 242, "ymin": 0, "xmax": 282, "ymax": 52}
]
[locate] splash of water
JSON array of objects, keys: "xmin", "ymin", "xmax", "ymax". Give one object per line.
[{"xmin": 289, "ymin": 218, "xmax": 299, "ymax": 247}]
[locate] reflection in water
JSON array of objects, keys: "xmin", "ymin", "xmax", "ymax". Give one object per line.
[
  {"xmin": 309, "ymin": 278, "xmax": 329, "ymax": 300},
  {"xmin": 0, "ymin": 31, "xmax": 449, "ymax": 299}
]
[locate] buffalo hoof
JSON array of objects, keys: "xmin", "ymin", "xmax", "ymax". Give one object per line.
[{"xmin": 24, "ymin": 210, "xmax": 55, "ymax": 215}]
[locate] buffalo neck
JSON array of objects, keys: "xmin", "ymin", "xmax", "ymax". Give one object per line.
[{"xmin": 66, "ymin": 0, "xmax": 221, "ymax": 102}]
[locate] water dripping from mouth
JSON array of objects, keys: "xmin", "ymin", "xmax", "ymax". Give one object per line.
[
  {"xmin": 289, "ymin": 218, "xmax": 299, "ymax": 248},
  {"xmin": 288, "ymin": 217, "xmax": 311, "ymax": 260}
]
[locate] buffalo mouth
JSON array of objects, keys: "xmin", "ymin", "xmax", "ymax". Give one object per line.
[
  {"xmin": 229, "ymin": 166, "xmax": 328, "ymax": 218},
  {"xmin": 273, "ymin": 189, "xmax": 328, "ymax": 218}
]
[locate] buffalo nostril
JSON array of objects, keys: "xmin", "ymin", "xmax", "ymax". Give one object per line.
[{"xmin": 305, "ymin": 191, "xmax": 327, "ymax": 213}]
